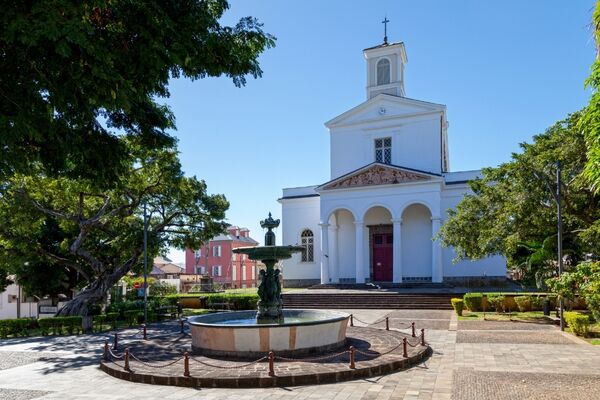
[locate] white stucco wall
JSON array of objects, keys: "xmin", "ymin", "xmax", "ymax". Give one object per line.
[
  {"xmin": 0, "ymin": 283, "xmax": 38, "ymax": 320},
  {"xmin": 280, "ymin": 195, "xmax": 321, "ymax": 281},
  {"xmin": 401, "ymin": 204, "xmax": 433, "ymax": 278}
]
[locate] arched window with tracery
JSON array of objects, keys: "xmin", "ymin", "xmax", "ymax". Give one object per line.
[
  {"xmin": 377, "ymin": 58, "xmax": 390, "ymax": 85},
  {"xmin": 300, "ymin": 229, "xmax": 314, "ymax": 262}
]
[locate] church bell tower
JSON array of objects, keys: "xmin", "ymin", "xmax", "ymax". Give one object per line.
[{"xmin": 363, "ymin": 40, "xmax": 407, "ymax": 100}]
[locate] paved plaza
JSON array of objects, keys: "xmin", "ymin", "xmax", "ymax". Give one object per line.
[{"xmin": 0, "ymin": 309, "xmax": 599, "ymax": 399}]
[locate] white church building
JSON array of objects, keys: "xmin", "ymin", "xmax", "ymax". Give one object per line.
[{"xmin": 278, "ymin": 40, "xmax": 506, "ymax": 286}]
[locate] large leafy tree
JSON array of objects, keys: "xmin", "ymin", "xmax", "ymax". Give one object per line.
[
  {"xmin": 0, "ymin": 0, "xmax": 275, "ymax": 186},
  {"xmin": 581, "ymin": 1, "xmax": 600, "ymax": 191},
  {"xmin": 0, "ymin": 140, "xmax": 229, "ymax": 319},
  {"xmin": 438, "ymin": 113, "xmax": 600, "ymax": 287}
]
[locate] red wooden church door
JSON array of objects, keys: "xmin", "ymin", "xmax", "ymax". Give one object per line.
[{"xmin": 372, "ymin": 233, "xmax": 393, "ymax": 281}]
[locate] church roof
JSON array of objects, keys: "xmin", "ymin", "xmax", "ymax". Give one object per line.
[
  {"xmin": 363, "ymin": 41, "xmax": 404, "ymax": 51},
  {"xmin": 316, "ymin": 162, "xmax": 441, "ymax": 191}
]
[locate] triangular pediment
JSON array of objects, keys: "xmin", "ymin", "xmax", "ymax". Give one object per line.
[
  {"xmin": 325, "ymin": 94, "xmax": 445, "ymax": 129},
  {"xmin": 318, "ymin": 163, "xmax": 435, "ymax": 191}
]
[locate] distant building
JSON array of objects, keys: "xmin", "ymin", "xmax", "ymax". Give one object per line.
[{"xmin": 185, "ymin": 227, "xmax": 259, "ymax": 288}]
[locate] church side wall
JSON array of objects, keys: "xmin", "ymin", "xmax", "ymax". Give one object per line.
[
  {"xmin": 440, "ymin": 185, "xmax": 507, "ymax": 279},
  {"xmin": 280, "ymin": 196, "xmax": 321, "ymax": 286}
]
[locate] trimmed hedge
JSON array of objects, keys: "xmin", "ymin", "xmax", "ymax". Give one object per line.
[
  {"xmin": 0, "ymin": 316, "xmax": 82, "ymax": 338},
  {"xmin": 514, "ymin": 296, "xmax": 531, "ymax": 312},
  {"xmin": 564, "ymin": 311, "xmax": 590, "ymax": 337},
  {"xmin": 205, "ymin": 293, "xmax": 259, "ymax": 310},
  {"xmin": 463, "ymin": 293, "xmax": 484, "ymax": 311},
  {"xmin": 451, "ymin": 298, "xmax": 464, "ymax": 316},
  {"xmin": 0, "ymin": 318, "xmax": 34, "ymax": 338}
]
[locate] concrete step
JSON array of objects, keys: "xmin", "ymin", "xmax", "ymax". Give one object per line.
[{"xmin": 281, "ymin": 293, "xmax": 455, "ymax": 310}]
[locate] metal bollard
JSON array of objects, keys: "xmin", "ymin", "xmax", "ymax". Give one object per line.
[
  {"xmin": 349, "ymin": 346, "xmax": 356, "ymax": 369},
  {"xmin": 350, "ymin": 314, "xmax": 354, "ymax": 327},
  {"xmin": 103, "ymin": 340, "xmax": 109, "ymax": 361},
  {"xmin": 143, "ymin": 324, "xmax": 147, "ymax": 340},
  {"xmin": 402, "ymin": 338, "xmax": 408, "ymax": 358},
  {"xmin": 421, "ymin": 328, "xmax": 425, "ymax": 346},
  {"xmin": 411, "ymin": 322, "xmax": 416, "ymax": 337},
  {"xmin": 268, "ymin": 351, "xmax": 275, "ymax": 377},
  {"xmin": 385, "ymin": 317, "xmax": 389, "ymax": 331},
  {"xmin": 180, "ymin": 319, "xmax": 184, "ymax": 334},
  {"xmin": 124, "ymin": 348, "xmax": 130, "ymax": 372},
  {"xmin": 113, "ymin": 332, "xmax": 118, "ymax": 350},
  {"xmin": 183, "ymin": 352, "xmax": 190, "ymax": 377}
]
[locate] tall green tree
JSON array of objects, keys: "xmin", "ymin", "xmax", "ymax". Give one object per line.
[
  {"xmin": 0, "ymin": 140, "xmax": 229, "ymax": 320},
  {"xmin": 581, "ymin": 1, "xmax": 600, "ymax": 191},
  {"xmin": 0, "ymin": 0, "xmax": 275, "ymax": 186},
  {"xmin": 438, "ymin": 113, "xmax": 600, "ymax": 286}
]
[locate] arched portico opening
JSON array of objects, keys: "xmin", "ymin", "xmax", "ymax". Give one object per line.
[
  {"xmin": 401, "ymin": 204, "xmax": 432, "ymax": 281},
  {"xmin": 364, "ymin": 206, "xmax": 393, "ymax": 282},
  {"xmin": 326, "ymin": 208, "xmax": 356, "ymax": 283}
]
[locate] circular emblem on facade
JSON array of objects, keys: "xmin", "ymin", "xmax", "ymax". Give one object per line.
[{"xmin": 379, "ymin": 107, "xmax": 386, "ymax": 115}]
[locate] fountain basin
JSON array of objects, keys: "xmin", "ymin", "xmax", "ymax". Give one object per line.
[{"xmin": 188, "ymin": 309, "xmax": 350, "ymax": 358}]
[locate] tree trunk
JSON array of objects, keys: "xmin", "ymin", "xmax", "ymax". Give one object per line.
[{"xmin": 56, "ymin": 271, "xmax": 123, "ymax": 333}]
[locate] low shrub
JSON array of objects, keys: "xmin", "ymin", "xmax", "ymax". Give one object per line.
[
  {"xmin": 463, "ymin": 293, "xmax": 484, "ymax": 311},
  {"xmin": 514, "ymin": 296, "xmax": 532, "ymax": 312},
  {"xmin": 487, "ymin": 294, "xmax": 506, "ymax": 313},
  {"xmin": 106, "ymin": 312, "xmax": 119, "ymax": 329},
  {"xmin": 530, "ymin": 295, "xmax": 544, "ymax": 311},
  {"xmin": 123, "ymin": 310, "xmax": 140, "ymax": 327},
  {"xmin": 0, "ymin": 318, "xmax": 36, "ymax": 338},
  {"xmin": 93, "ymin": 315, "xmax": 106, "ymax": 332},
  {"xmin": 451, "ymin": 298, "xmax": 464, "ymax": 316},
  {"xmin": 564, "ymin": 311, "xmax": 590, "ymax": 337},
  {"xmin": 205, "ymin": 293, "xmax": 259, "ymax": 310}
]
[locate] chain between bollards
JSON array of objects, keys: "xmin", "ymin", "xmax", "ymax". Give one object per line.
[
  {"xmin": 385, "ymin": 316, "xmax": 389, "ymax": 331},
  {"xmin": 421, "ymin": 328, "xmax": 425, "ymax": 346},
  {"xmin": 143, "ymin": 324, "xmax": 147, "ymax": 340},
  {"xmin": 411, "ymin": 322, "xmax": 416, "ymax": 337},
  {"xmin": 349, "ymin": 346, "xmax": 356, "ymax": 369},
  {"xmin": 402, "ymin": 337, "xmax": 408, "ymax": 357},
  {"xmin": 183, "ymin": 352, "xmax": 190, "ymax": 377},
  {"xmin": 350, "ymin": 314, "xmax": 354, "ymax": 327},
  {"xmin": 268, "ymin": 351, "xmax": 275, "ymax": 377},
  {"xmin": 124, "ymin": 348, "xmax": 130, "ymax": 371}
]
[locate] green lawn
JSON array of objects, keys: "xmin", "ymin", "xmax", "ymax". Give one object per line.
[
  {"xmin": 458, "ymin": 311, "xmax": 551, "ymax": 322},
  {"xmin": 590, "ymin": 339, "xmax": 600, "ymax": 345}
]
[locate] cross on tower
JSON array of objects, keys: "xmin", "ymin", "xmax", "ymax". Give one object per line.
[{"xmin": 382, "ymin": 17, "xmax": 390, "ymax": 44}]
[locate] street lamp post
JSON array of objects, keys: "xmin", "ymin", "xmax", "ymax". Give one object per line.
[
  {"xmin": 556, "ymin": 161, "xmax": 564, "ymax": 332},
  {"xmin": 143, "ymin": 202, "xmax": 148, "ymax": 325}
]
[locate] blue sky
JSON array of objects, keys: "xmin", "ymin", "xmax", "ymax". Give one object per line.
[{"xmin": 168, "ymin": 1, "xmax": 595, "ymax": 262}]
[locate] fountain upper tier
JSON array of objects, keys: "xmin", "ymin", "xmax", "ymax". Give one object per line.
[{"xmin": 233, "ymin": 244, "xmax": 305, "ymax": 262}]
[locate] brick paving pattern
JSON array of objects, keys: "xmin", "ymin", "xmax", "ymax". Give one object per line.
[
  {"xmin": 456, "ymin": 330, "xmax": 577, "ymax": 344},
  {"xmin": 0, "ymin": 307, "xmax": 599, "ymax": 399},
  {"xmin": 0, "ymin": 352, "xmax": 58, "ymax": 370},
  {"xmin": 0, "ymin": 388, "xmax": 50, "ymax": 400},
  {"xmin": 452, "ymin": 370, "xmax": 600, "ymax": 400}
]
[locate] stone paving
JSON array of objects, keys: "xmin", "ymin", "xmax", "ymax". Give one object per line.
[{"xmin": 0, "ymin": 309, "xmax": 599, "ymax": 399}]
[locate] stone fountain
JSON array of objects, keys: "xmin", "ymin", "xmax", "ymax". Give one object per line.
[{"xmin": 188, "ymin": 213, "xmax": 350, "ymax": 358}]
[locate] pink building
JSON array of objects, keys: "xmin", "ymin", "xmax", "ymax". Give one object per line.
[{"xmin": 185, "ymin": 227, "xmax": 259, "ymax": 289}]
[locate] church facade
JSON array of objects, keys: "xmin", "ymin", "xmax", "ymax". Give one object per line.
[{"xmin": 278, "ymin": 41, "xmax": 506, "ymax": 286}]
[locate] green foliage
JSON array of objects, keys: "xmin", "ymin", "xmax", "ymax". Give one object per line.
[
  {"xmin": 438, "ymin": 113, "xmax": 600, "ymax": 284},
  {"xmin": 564, "ymin": 311, "xmax": 590, "ymax": 337},
  {"xmin": 0, "ymin": 140, "xmax": 229, "ymax": 317},
  {"xmin": 451, "ymin": 298, "xmax": 464, "ymax": 316},
  {"xmin": 0, "ymin": 1, "xmax": 275, "ymax": 185},
  {"xmin": 150, "ymin": 281, "xmax": 178, "ymax": 297},
  {"xmin": 463, "ymin": 293, "xmax": 484, "ymax": 312},
  {"xmin": 123, "ymin": 310, "xmax": 141, "ymax": 327},
  {"xmin": 0, "ymin": 318, "xmax": 34, "ymax": 338},
  {"xmin": 547, "ymin": 262, "xmax": 600, "ymax": 320},
  {"xmin": 581, "ymin": 2, "xmax": 600, "ymax": 192},
  {"xmin": 514, "ymin": 296, "xmax": 532, "ymax": 312},
  {"xmin": 203, "ymin": 293, "xmax": 259, "ymax": 310},
  {"xmin": 106, "ymin": 312, "xmax": 119, "ymax": 329},
  {"xmin": 487, "ymin": 294, "xmax": 506, "ymax": 313}
]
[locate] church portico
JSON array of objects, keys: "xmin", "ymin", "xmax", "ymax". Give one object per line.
[{"xmin": 278, "ymin": 37, "xmax": 507, "ymax": 287}]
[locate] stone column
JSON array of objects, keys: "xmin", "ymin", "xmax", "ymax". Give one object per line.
[
  {"xmin": 431, "ymin": 216, "xmax": 443, "ymax": 283},
  {"xmin": 354, "ymin": 220, "xmax": 365, "ymax": 283},
  {"xmin": 329, "ymin": 224, "xmax": 339, "ymax": 283},
  {"xmin": 319, "ymin": 222, "xmax": 330, "ymax": 284},
  {"xmin": 392, "ymin": 218, "xmax": 402, "ymax": 283}
]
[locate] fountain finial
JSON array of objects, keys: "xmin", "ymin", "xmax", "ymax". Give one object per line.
[{"xmin": 260, "ymin": 212, "xmax": 280, "ymax": 246}]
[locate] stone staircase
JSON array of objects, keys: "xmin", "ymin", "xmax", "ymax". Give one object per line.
[{"xmin": 281, "ymin": 292, "xmax": 456, "ymax": 310}]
